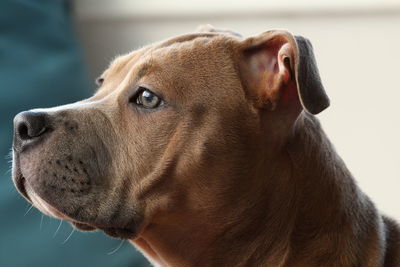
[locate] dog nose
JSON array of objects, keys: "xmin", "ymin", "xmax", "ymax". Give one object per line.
[{"xmin": 13, "ymin": 111, "xmax": 49, "ymax": 152}]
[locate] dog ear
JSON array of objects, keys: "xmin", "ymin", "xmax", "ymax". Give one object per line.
[{"xmin": 239, "ymin": 30, "xmax": 329, "ymax": 115}]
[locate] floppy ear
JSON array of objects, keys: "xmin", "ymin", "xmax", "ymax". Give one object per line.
[{"xmin": 239, "ymin": 30, "xmax": 329, "ymax": 115}]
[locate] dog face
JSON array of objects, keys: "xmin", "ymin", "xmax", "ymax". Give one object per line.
[
  {"xmin": 12, "ymin": 28, "xmax": 328, "ymax": 240},
  {"xmin": 12, "ymin": 32, "xmax": 255, "ymax": 239}
]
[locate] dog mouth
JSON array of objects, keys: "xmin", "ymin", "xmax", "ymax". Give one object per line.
[
  {"xmin": 13, "ymin": 162, "xmax": 32, "ymax": 202},
  {"xmin": 12, "ymin": 160, "xmax": 138, "ymax": 239}
]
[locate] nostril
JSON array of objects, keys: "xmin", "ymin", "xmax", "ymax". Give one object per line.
[
  {"xmin": 17, "ymin": 123, "xmax": 29, "ymax": 140},
  {"xmin": 17, "ymin": 116, "xmax": 47, "ymax": 140},
  {"xmin": 14, "ymin": 111, "xmax": 49, "ymax": 143}
]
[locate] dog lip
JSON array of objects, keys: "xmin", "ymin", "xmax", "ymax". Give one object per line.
[
  {"xmin": 23, "ymin": 193, "xmax": 137, "ymax": 238},
  {"xmin": 17, "ymin": 176, "xmax": 30, "ymax": 202},
  {"xmin": 13, "ymin": 163, "xmax": 31, "ymax": 202},
  {"xmin": 26, "ymin": 187, "xmax": 70, "ymax": 220},
  {"xmin": 12, "ymin": 157, "xmax": 86, "ymax": 224},
  {"xmin": 13, "ymin": 157, "xmax": 139, "ymax": 239}
]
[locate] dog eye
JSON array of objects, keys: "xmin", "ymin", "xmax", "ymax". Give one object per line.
[{"xmin": 133, "ymin": 88, "xmax": 163, "ymax": 109}]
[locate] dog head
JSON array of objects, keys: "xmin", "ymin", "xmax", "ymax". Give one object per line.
[{"xmin": 12, "ymin": 26, "xmax": 329, "ymax": 239}]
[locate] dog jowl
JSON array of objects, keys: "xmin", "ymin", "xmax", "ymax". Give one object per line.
[{"xmin": 12, "ymin": 26, "xmax": 400, "ymax": 266}]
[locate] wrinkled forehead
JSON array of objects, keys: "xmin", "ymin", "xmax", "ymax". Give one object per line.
[{"xmin": 96, "ymin": 32, "xmax": 241, "ymax": 97}]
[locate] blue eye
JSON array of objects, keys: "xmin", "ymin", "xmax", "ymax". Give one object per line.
[{"xmin": 134, "ymin": 88, "xmax": 162, "ymax": 109}]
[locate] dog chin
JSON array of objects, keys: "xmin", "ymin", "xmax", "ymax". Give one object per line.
[
  {"xmin": 70, "ymin": 222, "xmax": 139, "ymax": 240},
  {"xmin": 71, "ymin": 222, "xmax": 97, "ymax": 231},
  {"xmin": 26, "ymin": 188, "xmax": 138, "ymax": 239},
  {"xmin": 19, "ymin": 177, "xmax": 96, "ymax": 232},
  {"xmin": 27, "ymin": 189, "xmax": 137, "ymax": 239},
  {"xmin": 28, "ymin": 190, "xmax": 139, "ymax": 239},
  {"xmin": 70, "ymin": 222, "xmax": 138, "ymax": 240},
  {"xmin": 13, "ymin": 161, "xmax": 139, "ymax": 240}
]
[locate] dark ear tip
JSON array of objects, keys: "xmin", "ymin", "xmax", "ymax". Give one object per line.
[
  {"xmin": 305, "ymin": 97, "xmax": 330, "ymax": 115},
  {"xmin": 294, "ymin": 35, "xmax": 312, "ymax": 47},
  {"xmin": 294, "ymin": 34, "xmax": 330, "ymax": 115}
]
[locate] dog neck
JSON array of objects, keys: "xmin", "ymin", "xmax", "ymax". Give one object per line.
[
  {"xmin": 131, "ymin": 112, "xmax": 381, "ymax": 266},
  {"xmin": 276, "ymin": 112, "xmax": 382, "ymax": 266}
]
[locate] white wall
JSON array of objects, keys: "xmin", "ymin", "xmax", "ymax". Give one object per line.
[{"xmin": 73, "ymin": 1, "xmax": 400, "ymax": 219}]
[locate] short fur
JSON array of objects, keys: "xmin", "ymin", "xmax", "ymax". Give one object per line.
[{"xmin": 12, "ymin": 26, "xmax": 400, "ymax": 266}]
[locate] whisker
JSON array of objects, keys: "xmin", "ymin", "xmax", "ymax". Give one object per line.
[
  {"xmin": 24, "ymin": 205, "xmax": 34, "ymax": 216},
  {"xmin": 9, "ymin": 186, "xmax": 17, "ymax": 194},
  {"xmin": 107, "ymin": 240, "xmax": 125, "ymax": 255},
  {"xmin": 40, "ymin": 214, "xmax": 44, "ymax": 231},
  {"xmin": 53, "ymin": 220, "xmax": 63, "ymax": 238},
  {"xmin": 5, "ymin": 150, "xmax": 13, "ymax": 160},
  {"xmin": 6, "ymin": 150, "xmax": 14, "ymax": 166},
  {"xmin": 61, "ymin": 228, "xmax": 75, "ymax": 244},
  {"xmin": 4, "ymin": 168, "xmax": 12, "ymax": 175}
]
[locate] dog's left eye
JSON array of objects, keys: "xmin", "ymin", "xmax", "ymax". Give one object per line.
[{"xmin": 133, "ymin": 88, "xmax": 163, "ymax": 109}]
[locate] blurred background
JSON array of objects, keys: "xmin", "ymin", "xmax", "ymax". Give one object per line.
[{"xmin": 1, "ymin": 0, "xmax": 399, "ymax": 266}]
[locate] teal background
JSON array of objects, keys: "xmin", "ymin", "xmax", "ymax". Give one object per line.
[{"xmin": 0, "ymin": 0, "xmax": 148, "ymax": 266}]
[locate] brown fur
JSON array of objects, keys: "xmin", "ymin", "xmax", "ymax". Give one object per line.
[{"xmin": 12, "ymin": 26, "xmax": 400, "ymax": 266}]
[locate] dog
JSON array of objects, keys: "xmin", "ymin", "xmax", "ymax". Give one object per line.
[{"xmin": 12, "ymin": 25, "xmax": 400, "ymax": 266}]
